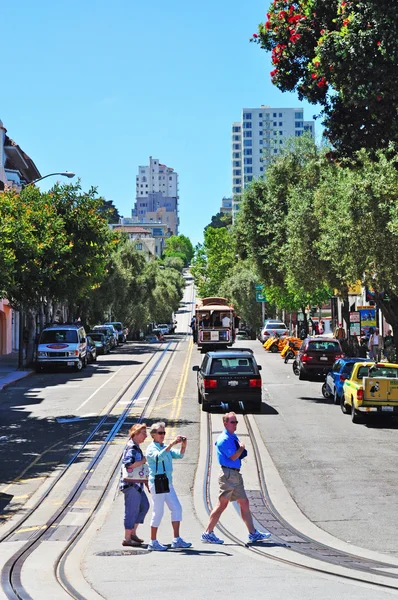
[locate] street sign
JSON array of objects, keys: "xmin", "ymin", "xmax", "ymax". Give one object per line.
[
  {"xmin": 255, "ymin": 284, "xmax": 264, "ymax": 291},
  {"xmin": 256, "ymin": 291, "xmax": 266, "ymax": 302}
]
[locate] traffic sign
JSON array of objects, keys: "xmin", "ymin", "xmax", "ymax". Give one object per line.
[
  {"xmin": 255, "ymin": 284, "xmax": 264, "ymax": 291},
  {"xmin": 256, "ymin": 291, "xmax": 266, "ymax": 302}
]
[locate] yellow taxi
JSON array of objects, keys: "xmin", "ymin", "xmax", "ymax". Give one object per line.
[{"xmin": 341, "ymin": 362, "xmax": 398, "ymax": 424}]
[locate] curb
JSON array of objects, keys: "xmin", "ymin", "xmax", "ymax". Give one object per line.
[{"xmin": 0, "ymin": 369, "xmax": 34, "ymax": 392}]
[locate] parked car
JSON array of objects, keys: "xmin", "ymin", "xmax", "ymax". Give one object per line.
[
  {"xmin": 89, "ymin": 330, "xmax": 112, "ymax": 353},
  {"xmin": 145, "ymin": 334, "xmax": 160, "ymax": 343},
  {"xmin": 86, "ymin": 335, "xmax": 97, "ymax": 363},
  {"xmin": 296, "ymin": 337, "xmax": 344, "ymax": 381},
  {"xmin": 192, "ymin": 349, "xmax": 262, "ymax": 412},
  {"xmin": 236, "ymin": 330, "xmax": 250, "ymax": 341},
  {"xmin": 104, "ymin": 324, "xmax": 119, "ymax": 346},
  {"xmin": 341, "ymin": 362, "xmax": 398, "ymax": 423},
  {"xmin": 324, "ymin": 357, "xmax": 372, "ymax": 404},
  {"xmin": 157, "ymin": 324, "xmax": 170, "ymax": 335},
  {"xmin": 93, "ymin": 326, "xmax": 116, "ymax": 349},
  {"xmin": 36, "ymin": 324, "xmax": 87, "ymax": 372},
  {"xmin": 259, "ymin": 322, "xmax": 288, "ymax": 343},
  {"xmin": 104, "ymin": 321, "xmax": 126, "ymax": 344}
]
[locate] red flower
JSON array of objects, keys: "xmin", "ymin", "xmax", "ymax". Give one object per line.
[
  {"xmin": 343, "ymin": 19, "xmax": 349, "ymax": 26},
  {"xmin": 289, "ymin": 33, "xmax": 301, "ymax": 43},
  {"xmin": 265, "ymin": 21, "xmax": 271, "ymax": 29},
  {"xmin": 311, "ymin": 73, "xmax": 317, "ymax": 79},
  {"xmin": 317, "ymin": 77, "xmax": 327, "ymax": 88},
  {"xmin": 253, "ymin": 33, "xmax": 258, "ymax": 38},
  {"xmin": 270, "ymin": 69, "xmax": 278, "ymax": 77},
  {"xmin": 341, "ymin": 1, "xmax": 347, "ymax": 6},
  {"xmin": 377, "ymin": 41, "xmax": 381, "ymax": 46},
  {"xmin": 320, "ymin": 29, "xmax": 325, "ymax": 35}
]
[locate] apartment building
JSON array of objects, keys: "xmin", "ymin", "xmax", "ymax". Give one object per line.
[
  {"xmin": 220, "ymin": 197, "xmax": 232, "ymax": 215},
  {"xmin": 133, "ymin": 157, "xmax": 179, "ymax": 234},
  {"xmin": 232, "ymin": 106, "xmax": 315, "ymax": 219}
]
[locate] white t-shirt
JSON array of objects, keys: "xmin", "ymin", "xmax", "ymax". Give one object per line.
[
  {"xmin": 372, "ymin": 334, "xmax": 379, "ymax": 345},
  {"xmin": 222, "ymin": 316, "xmax": 231, "ymax": 327}
]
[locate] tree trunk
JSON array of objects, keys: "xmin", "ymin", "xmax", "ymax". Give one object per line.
[{"xmin": 374, "ymin": 291, "xmax": 398, "ymax": 357}]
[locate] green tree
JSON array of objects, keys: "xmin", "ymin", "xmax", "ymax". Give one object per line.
[
  {"xmin": 191, "ymin": 227, "xmax": 235, "ymax": 297},
  {"xmin": 220, "ymin": 262, "xmax": 263, "ymax": 334},
  {"xmin": 163, "ymin": 234, "xmax": 194, "ymax": 266},
  {"xmin": 98, "ymin": 199, "xmax": 121, "ymax": 224},
  {"xmin": 254, "ymin": 0, "xmax": 398, "ymax": 155},
  {"xmin": 205, "ymin": 211, "xmax": 233, "ymax": 230},
  {"xmin": 162, "ymin": 256, "xmax": 185, "ymax": 273}
]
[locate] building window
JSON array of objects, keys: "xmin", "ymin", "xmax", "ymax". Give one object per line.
[
  {"xmin": 259, "ymin": 113, "xmax": 263, "ymax": 117},
  {"xmin": 169, "ymin": 176, "xmax": 172, "ymax": 180},
  {"xmin": 245, "ymin": 175, "xmax": 253, "ymax": 182},
  {"xmin": 259, "ymin": 122, "xmax": 263, "ymax": 127},
  {"xmin": 243, "ymin": 149, "xmax": 252, "ymax": 155},
  {"xmin": 232, "ymin": 187, "xmax": 241, "ymax": 194},
  {"xmin": 243, "ymin": 112, "xmax": 252, "ymax": 119},
  {"xmin": 244, "ymin": 158, "xmax": 252, "ymax": 165},
  {"xmin": 273, "ymin": 112, "xmax": 277, "ymax": 117},
  {"xmin": 244, "ymin": 167, "xmax": 253, "ymax": 174},
  {"xmin": 135, "ymin": 243, "xmax": 143, "ymax": 250},
  {"xmin": 304, "ymin": 125, "xmax": 313, "ymax": 132},
  {"xmin": 232, "ymin": 126, "xmax": 240, "ymax": 132},
  {"xmin": 295, "ymin": 130, "xmax": 303, "ymax": 137},
  {"xmin": 233, "ymin": 135, "xmax": 240, "ymax": 141},
  {"xmin": 243, "ymin": 140, "xmax": 252, "ymax": 147},
  {"xmin": 265, "ymin": 113, "xmax": 270, "ymax": 118},
  {"xmin": 233, "ymin": 160, "xmax": 240, "ymax": 167},
  {"xmin": 279, "ymin": 130, "xmax": 283, "ymax": 136},
  {"xmin": 233, "ymin": 143, "xmax": 240, "ymax": 150},
  {"xmin": 243, "ymin": 131, "xmax": 252, "ymax": 138},
  {"xmin": 279, "ymin": 122, "xmax": 283, "ymax": 126},
  {"xmin": 295, "ymin": 112, "xmax": 303, "ymax": 119},
  {"xmin": 233, "ymin": 152, "xmax": 240, "ymax": 158},
  {"xmin": 233, "ymin": 178, "xmax": 242, "ymax": 185},
  {"xmin": 259, "ymin": 130, "xmax": 263, "ymax": 136},
  {"xmin": 260, "ymin": 166, "xmax": 264, "ymax": 171},
  {"xmin": 295, "ymin": 121, "xmax": 303, "ymax": 128},
  {"xmin": 279, "ymin": 112, "xmax": 282, "ymax": 117},
  {"xmin": 274, "ymin": 149, "xmax": 278, "ymax": 153},
  {"xmin": 259, "ymin": 139, "xmax": 263, "ymax": 145},
  {"xmin": 273, "ymin": 121, "xmax": 277, "ymax": 127},
  {"xmin": 233, "ymin": 169, "xmax": 241, "ymax": 176},
  {"xmin": 140, "ymin": 169, "xmax": 145, "ymax": 174},
  {"xmin": 243, "ymin": 121, "xmax": 252, "ymax": 129},
  {"xmin": 279, "ymin": 139, "xmax": 283, "ymax": 144}
]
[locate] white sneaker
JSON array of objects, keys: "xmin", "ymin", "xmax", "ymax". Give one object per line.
[
  {"xmin": 148, "ymin": 539, "xmax": 168, "ymax": 551},
  {"xmin": 171, "ymin": 536, "xmax": 192, "ymax": 549}
]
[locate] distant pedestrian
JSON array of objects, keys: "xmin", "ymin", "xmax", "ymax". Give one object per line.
[
  {"xmin": 190, "ymin": 316, "xmax": 197, "ymax": 342},
  {"xmin": 369, "ymin": 328, "xmax": 382, "ymax": 361},
  {"xmin": 334, "ymin": 323, "xmax": 346, "ymax": 340},
  {"xmin": 146, "ymin": 422, "xmax": 191, "ymax": 551},
  {"xmin": 120, "ymin": 424, "xmax": 150, "ymax": 547},
  {"xmin": 384, "ymin": 329, "xmax": 394, "ymax": 361},
  {"xmin": 318, "ymin": 320, "xmax": 325, "ymax": 335},
  {"xmin": 201, "ymin": 412, "xmax": 271, "ymax": 545}
]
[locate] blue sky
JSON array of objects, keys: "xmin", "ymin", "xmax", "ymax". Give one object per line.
[{"xmin": 3, "ymin": 0, "xmax": 318, "ymax": 246}]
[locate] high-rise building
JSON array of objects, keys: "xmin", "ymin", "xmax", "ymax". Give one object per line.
[
  {"xmin": 133, "ymin": 156, "xmax": 179, "ymax": 234},
  {"xmin": 220, "ymin": 197, "xmax": 232, "ymax": 215},
  {"xmin": 232, "ymin": 106, "xmax": 315, "ymax": 219}
]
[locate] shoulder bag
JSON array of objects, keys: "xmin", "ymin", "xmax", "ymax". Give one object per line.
[
  {"xmin": 154, "ymin": 455, "xmax": 170, "ymax": 494},
  {"xmin": 122, "ymin": 461, "xmax": 149, "ymax": 483}
]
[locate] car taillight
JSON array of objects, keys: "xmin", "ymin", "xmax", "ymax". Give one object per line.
[
  {"xmin": 249, "ymin": 379, "xmax": 262, "ymax": 388},
  {"xmin": 339, "ymin": 374, "xmax": 347, "ymax": 382},
  {"xmin": 301, "ymin": 354, "xmax": 313, "ymax": 362},
  {"xmin": 357, "ymin": 388, "xmax": 363, "ymax": 401},
  {"xmin": 204, "ymin": 379, "xmax": 218, "ymax": 389},
  {"xmin": 335, "ymin": 354, "xmax": 344, "ymax": 360}
]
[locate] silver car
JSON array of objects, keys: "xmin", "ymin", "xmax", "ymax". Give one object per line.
[{"xmin": 259, "ymin": 322, "xmax": 288, "ymax": 342}]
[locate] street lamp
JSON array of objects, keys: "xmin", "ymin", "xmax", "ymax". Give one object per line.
[{"xmin": 30, "ymin": 171, "xmax": 75, "ymax": 185}]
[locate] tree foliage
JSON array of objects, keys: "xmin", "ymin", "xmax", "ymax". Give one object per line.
[
  {"xmin": 163, "ymin": 234, "xmax": 194, "ymax": 266},
  {"xmin": 220, "ymin": 262, "xmax": 263, "ymax": 333},
  {"xmin": 254, "ymin": 0, "xmax": 398, "ymax": 155},
  {"xmin": 191, "ymin": 227, "xmax": 235, "ymax": 298},
  {"xmin": 205, "ymin": 211, "xmax": 233, "ymax": 230}
]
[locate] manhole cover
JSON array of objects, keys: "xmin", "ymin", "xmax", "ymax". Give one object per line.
[{"xmin": 96, "ymin": 549, "xmax": 149, "ymax": 556}]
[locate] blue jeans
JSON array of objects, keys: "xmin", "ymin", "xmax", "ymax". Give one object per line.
[{"xmin": 123, "ymin": 486, "xmax": 150, "ymax": 529}]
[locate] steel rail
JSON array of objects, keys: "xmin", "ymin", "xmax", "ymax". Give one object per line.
[{"xmin": 204, "ymin": 412, "xmax": 398, "ymax": 591}]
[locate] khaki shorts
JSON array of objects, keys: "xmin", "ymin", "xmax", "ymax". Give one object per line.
[{"xmin": 219, "ymin": 467, "xmax": 247, "ymax": 501}]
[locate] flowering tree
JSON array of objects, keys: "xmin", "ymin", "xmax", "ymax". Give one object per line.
[{"xmin": 253, "ymin": 1, "xmax": 398, "ymax": 155}]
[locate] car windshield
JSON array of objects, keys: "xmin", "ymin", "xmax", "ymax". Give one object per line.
[
  {"xmin": 90, "ymin": 334, "xmax": 105, "ymax": 342},
  {"xmin": 357, "ymin": 366, "xmax": 398, "ymax": 379},
  {"xmin": 210, "ymin": 357, "xmax": 256, "ymax": 374},
  {"xmin": 94, "ymin": 329, "xmax": 109, "ymax": 336},
  {"xmin": 266, "ymin": 323, "xmax": 286, "ymax": 329},
  {"xmin": 40, "ymin": 330, "xmax": 78, "ymax": 344},
  {"xmin": 307, "ymin": 341, "xmax": 340, "ymax": 352},
  {"xmin": 106, "ymin": 323, "xmax": 122, "ymax": 331}
]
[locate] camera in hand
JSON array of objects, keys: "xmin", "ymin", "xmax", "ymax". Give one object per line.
[{"xmin": 181, "ymin": 436, "xmax": 186, "ymax": 442}]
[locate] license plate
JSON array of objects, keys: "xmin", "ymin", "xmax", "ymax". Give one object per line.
[
  {"xmin": 320, "ymin": 357, "xmax": 328, "ymax": 361},
  {"xmin": 67, "ymin": 361, "xmax": 75, "ymax": 366},
  {"xmin": 382, "ymin": 406, "xmax": 394, "ymax": 412},
  {"xmin": 228, "ymin": 381, "xmax": 239, "ymax": 387}
]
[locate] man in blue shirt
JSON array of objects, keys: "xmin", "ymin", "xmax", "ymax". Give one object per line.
[{"xmin": 201, "ymin": 412, "xmax": 271, "ymax": 545}]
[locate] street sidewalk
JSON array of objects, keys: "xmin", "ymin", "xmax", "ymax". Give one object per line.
[{"xmin": 0, "ymin": 352, "xmax": 33, "ymax": 392}]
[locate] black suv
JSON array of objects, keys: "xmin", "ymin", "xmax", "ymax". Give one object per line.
[{"xmin": 192, "ymin": 350, "xmax": 262, "ymax": 412}]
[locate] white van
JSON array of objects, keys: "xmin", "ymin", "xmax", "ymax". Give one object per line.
[{"xmin": 36, "ymin": 324, "xmax": 87, "ymax": 372}]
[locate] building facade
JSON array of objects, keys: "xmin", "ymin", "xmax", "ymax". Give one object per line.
[
  {"xmin": 220, "ymin": 197, "xmax": 232, "ymax": 215},
  {"xmin": 110, "ymin": 218, "xmax": 169, "ymax": 258},
  {"xmin": 232, "ymin": 106, "xmax": 314, "ymax": 219},
  {"xmin": 133, "ymin": 157, "xmax": 179, "ymax": 235},
  {"xmin": 0, "ymin": 119, "xmax": 41, "ymax": 355}
]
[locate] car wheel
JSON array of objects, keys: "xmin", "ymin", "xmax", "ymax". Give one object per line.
[
  {"xmin": 322, "ymin": 382, "xmax": 332, "ymax": 399},
  {"xmin": 198, "ymin": 389, "xmax": 202, "ymax": 404},
  {"xmin": 75, "ymin": 358, "xmax": 83, "ymax": 371},
  {"xmin": 340, "ymin": 394, "xmax": 351, "ymax": 414},
  {"xmin": 292, "ymin": 361, "xmax": 300, "ymax": 376},
  {"xmin": 83, "ymin": 356, "xmax": 87, "ymax": 368},
  {"xmin": 284, "ymin": 350, "xmax": 294, "ymax": 363},
  {"xmin": 351, "ymin": 399, "xmax": 363, "ymax": 424},
  {"xmin": 298, "ymin": 369, "xmax": 307, "ymax": 381},
  {"xmin": 270, "ymin": 344, "xmax": 278, "ymax": 353}
]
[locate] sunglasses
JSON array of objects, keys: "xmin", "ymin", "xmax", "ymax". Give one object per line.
[
  {"xmin": 228, "ymin": 420, "xmax": 238, "ymax": 424},
  {"xmin": 156, "ymin": 431, "xmax": 166, "ymax": 435}
]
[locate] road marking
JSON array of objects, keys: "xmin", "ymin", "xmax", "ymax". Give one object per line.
[
  {"xmin": 76, "ymin": 366, "xmax": 124, "ymax": 411},
  {"xmin": 166, "ymin": 338, "xmax": 194, "ymax": 440},
  {"xmin": 13, "ymin": 494, "xmax": 29, "ymax": 500}
]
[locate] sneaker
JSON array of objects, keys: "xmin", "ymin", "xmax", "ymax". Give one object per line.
[
  {"xmin": 171, "ymin": 537, "xmax": 192, "ymax": 549},
  {"xmin": 148, "ymin": 540, "xmax": 168, "ymax": 552},
  {"xmin": 201, "ymin": 531, "xmax": 224, "ymax": 544},
  {"xmin": 248, "ymin": 529, "xmax": 271, "ymax": 543}
]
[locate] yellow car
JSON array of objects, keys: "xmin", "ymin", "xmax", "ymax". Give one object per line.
[{"xmin": 341, "ymin": 362, "xmax": 398, "ymax": 424}]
